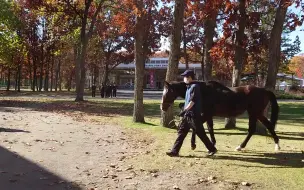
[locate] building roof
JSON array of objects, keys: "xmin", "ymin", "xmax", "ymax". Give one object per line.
[{"xmin": 115, "ymin": 57, "xmax": 201, "ymax": 69}]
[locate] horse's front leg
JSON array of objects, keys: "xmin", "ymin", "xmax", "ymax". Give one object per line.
[{"xmin": 236, "ymin": 116, "xmax": 257, "ymax": 151}]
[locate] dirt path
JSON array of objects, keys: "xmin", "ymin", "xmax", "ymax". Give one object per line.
[{"xmin": 0, "ymin": 107, "xmax": 249, "ymax": 190}]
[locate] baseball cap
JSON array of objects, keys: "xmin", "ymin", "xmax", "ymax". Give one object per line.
[{"xmin": 180, "ymin": 70, "xmax": 195, "ymax": 78}]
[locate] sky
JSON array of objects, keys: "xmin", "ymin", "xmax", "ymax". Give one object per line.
[
  {"xmin": 289, "ymin": 5, "xmax": 304, "ymax": 55},
  {"xmin": 290, "ymin": 27, "xmax": 304, "ymax": 55}
]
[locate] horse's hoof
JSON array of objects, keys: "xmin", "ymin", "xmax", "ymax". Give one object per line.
[
  {"xmin": 275, "ymin": 144, "xmax": 280, "ymax": 151},
  {"xmin": 191, "ymin": 144, "xmax": 196, "ymax": 150},
  {"xmin": 235, "ymin": 146, "xmax": 243, "ymax": 151}
]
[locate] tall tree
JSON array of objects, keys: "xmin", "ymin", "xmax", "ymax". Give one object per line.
[
  {"xmin": 225, "ymin": 0, "xmax": 247, "ymax": 129},
  {"xmin": 203, "ymin": 1, "xmax": 221, "ymax": 80},
  {"xmin": 265, "ymin": 0, "xmax": 290, "ymax": 90},
  {"xmin": 161, "ymin": 0, "xmax": 185, "ymax": 127},
  {"xmin": 74, "ymin": 1, "xmax": 104, "ymax": 101}
]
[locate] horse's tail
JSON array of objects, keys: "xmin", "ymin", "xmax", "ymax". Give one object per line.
[{"xmin": 267, "ymin": 90, "xmax": 279, "ymax": 129}]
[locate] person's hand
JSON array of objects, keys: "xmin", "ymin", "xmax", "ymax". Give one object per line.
[
  {"xmin": 178, "ymin": 110, "xmax": 186, "ymax": 117},
  {"xmin": 179, "ymin": 103, "xmax": 184, "ymax": 110}
]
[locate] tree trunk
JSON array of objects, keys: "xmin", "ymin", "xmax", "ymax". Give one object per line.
[
  {"xmin": 182, "ymin": 25, "xmax": 189, "ymax": 69},
  {"xmin": 200, "ymin": 52, "xmax": 205, "ymax": 80},
  {"xmin": 265, "ymin": 0, "xmax": 288, "ymax": 90},
  {"xmin": 58, "ymin": 60, "xmax": 62, "ymax": 91},
  {"xmin": 75, "ymin": 0, "xmax": 101, "ymax": 101},
  {"xmin": 102, "ymin": 57, "xmax": 110, "ymax": 86},
  {"xmin": 68, "ymin": 70, "xmax": 73, "ymax": 92},
  {"xmin": 55, "ymin": 59, "xmax": 60, "ymax": 92},
  {"xmin": 133, "ymin": 2, "xmax": 147, "ymax": 123},
  {"xmin": 203, "ymin": 9, "xmax": 218, "ymax": 80},
  {"xmin": 44, "ymin": 54, "xmax": 49, "ymax": 91},
  {"xmin": 14, "ymin": 68, "xmax": 18, "ymax": 91},
  {"xmin": 93, "ymin": 65, "xmax": 98, "ymax": 85},
  {"xmin": 225, "ymin": 0, "xmax": 246, "ymax": 129},
  {"xmin": 28, "ymin": 54, "xmax": 33, "ymax": 90},
  {"xmin": 33, "ymin": 55, "xmax": 38, "ymax": 91},
  {"xmin": 6, "ymin": 67, "xmax": 11, "ymax": 91},
  {"xmin": 161, "ymin": 0, "xmax": 185, "ymax": 127},
  {"xmin": 254, "ymin": 59, "xmax": 259, "ymax": 86},
  {"xmin": 39, "ymin": 43, "xmax": 44, "ymax": 91},
  {"xmin": 17, "ymin": 63, "xmax": 21, "ymax": 92},
  {"xmin": 50, "ymin": 55, "xmax": 54, "ymax": 91}
]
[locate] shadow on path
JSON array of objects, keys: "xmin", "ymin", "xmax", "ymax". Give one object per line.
[
  {"xmin": 0, "ymin": 146, "xmax": 82, "ymax": 190},
  {"xmin": 179, "ymin": 151, "xmax": 304, "ymax": 169},
  {"xmin": 0, "ymin": 128, "xmax": 30, "ymax": 133}
]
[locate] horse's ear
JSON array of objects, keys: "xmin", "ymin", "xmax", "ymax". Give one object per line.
[{"xmin": 164, "ymin": 81, "xmax": 170, "ymax": 88}]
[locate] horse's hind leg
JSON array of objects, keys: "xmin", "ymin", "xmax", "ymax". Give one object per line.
[
  {"xmin": 258, "ymin": 115, "xmax": 280, "ymax": 151},
  {"xmin": 236, "ymin": 116, "xmax": 257, "ymax": 151},
  {"xmin": 207, "ymin": 118, "xmax": 216, "ymax": 145}
]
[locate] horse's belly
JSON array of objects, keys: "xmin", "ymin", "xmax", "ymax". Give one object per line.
[{"xmin": 214, "ymin": 105, "xmax": 246, "ymax": 117}]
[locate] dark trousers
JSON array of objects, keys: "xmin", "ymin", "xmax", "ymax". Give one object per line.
[
  {"xmin": 92, "ymin": 90, "xmax": 96, "ymax": 97},
  {"xmin": 171, "ymin": 115, "xmax": 216, "ymax": 153},
  {"xmin": 113, "ymin": 90, "xmax": 116, "ymax": 97}
]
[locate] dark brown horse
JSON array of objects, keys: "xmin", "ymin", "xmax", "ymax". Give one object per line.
[{"xmin": 161, "ymin": 81, "xmax": 280, "ymax": 151}]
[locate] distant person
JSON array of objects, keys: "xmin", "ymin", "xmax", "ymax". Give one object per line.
[
  {"xmin": 112, "ymin": 83, "xmax": 117, "ymax": 97},
  {"xmin": 110, "ymin": 84, "xmax": 114, "ymax": 98},
  {"xmin": 91, "ymin": 84, "xmax": 96, "ymax": 97},
  {"xmin": 100, "ymin": 85, "xmax": 105, "ymax": 98}
]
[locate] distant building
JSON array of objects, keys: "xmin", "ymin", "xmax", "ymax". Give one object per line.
[{"xmin": 111, "ymin": 54, "xmax": 202, "ymax": 89}]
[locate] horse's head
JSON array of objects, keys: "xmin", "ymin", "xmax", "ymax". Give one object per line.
[{"xmin": 161, "ymin": 81, "xmax": 185, "ymax": 111}]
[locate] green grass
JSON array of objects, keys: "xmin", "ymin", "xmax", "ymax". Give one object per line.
[
  {"xmin": 275, "ymin": 91, "xmax": 304, "ymax": 100},
  {"xmin": 109, "ymin": 100, "xmax": 304, "ymax": 190},
  {"xmin": 1, "ymin": 96, "xmax": 303, "ymax": 189}
]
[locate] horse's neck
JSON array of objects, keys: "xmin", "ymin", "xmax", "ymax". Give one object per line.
[{"xmin": 173, "ymin": 82, "xmax": 186, "ymax": 98}]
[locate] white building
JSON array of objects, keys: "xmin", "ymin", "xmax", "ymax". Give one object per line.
[{"xmin": 112, "ymin": 57, "xmax": 202, "ymax": 89}]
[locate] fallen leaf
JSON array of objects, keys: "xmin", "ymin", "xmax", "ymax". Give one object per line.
[
  {"xmin": 208, "ymin": 176, "xmax": 216, "ymax": 181},
  {"xmin": 241, "ymin": 181, "xmax": 250, "ymax": 186}
]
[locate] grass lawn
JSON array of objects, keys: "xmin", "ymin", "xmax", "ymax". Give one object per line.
[
  {"xmin": 0, "ymin": 96, "xmax": 303, "ymax": 189},
  {"xmin": 90, "ymin": 99, "xmax": 304, "ymax": 190}
]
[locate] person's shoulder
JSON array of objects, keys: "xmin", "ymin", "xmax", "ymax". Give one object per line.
[{"xmin": 191, "ymin": 82, "xmax": 200, "ymax": 88}]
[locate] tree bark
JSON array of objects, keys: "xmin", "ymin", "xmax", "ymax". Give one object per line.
[
  {"xmin": 161, "ymin": 0, "xmax": 185, "ymax": 128},
  {"xmin": 44, "ymin": 54, "xmax": 49, "ymax": 91},
  {"xmin": 14, "ymin": 68, "xmax": 18, "ymax": 91},
  {"xmin": 182, "ymin": 25, "xmax": 189, "ymax": 69},
  {"xmin": 200, "ymin": 52, "xmax": 205, "ymax": 80},
  {"xmin": 102, "ymin": 55, "xmax": 110, "ymax": 85},
  {"xmin": 39, "ymin": 43, "xmax": 44, "ymax": 92},
  {"xmin": 6, "ymin": 67, "xmax": 11, "ymax": 91},
  {"xmin": 55, "ymin": 59, "xmax": 61, "ymax": 92},
  {"xmin": 33, "ymin": 59, "xmax": 37, "ymax": 91},
  {"xmin": 75, "ymin": 0, "xmax": 102, "ymax": 101},
  {"xmin": 133, "ymin": 1, "xmax": 147, "ymax": 123},
  {"xmin": 50, "ymin": 55, "xmax": 54, "ymax": 91},
  {"xmin": 203, "ymin": 9, "xmax": 218, "ymax": 80},
  {"xmin": 225, "ymin": 0, "xmax": 246, "ymax": 129},
  {"xmin": 68, "ymin": 70, "xmax": 73, "ymax": 92},
  {"xmin": 17, "ymin": 63, "xmax": 21, "ymax": 92},
  {"xmin": 265, "ymin": 0, "xmax": 288, "ymax": 90},
  {"xmin": 58, "ymin": 60, "xmax": 62, "ymax": 91},
  {"xmin": 28, "ymin": 54, "xmax": 33, "ymax": 90}
]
